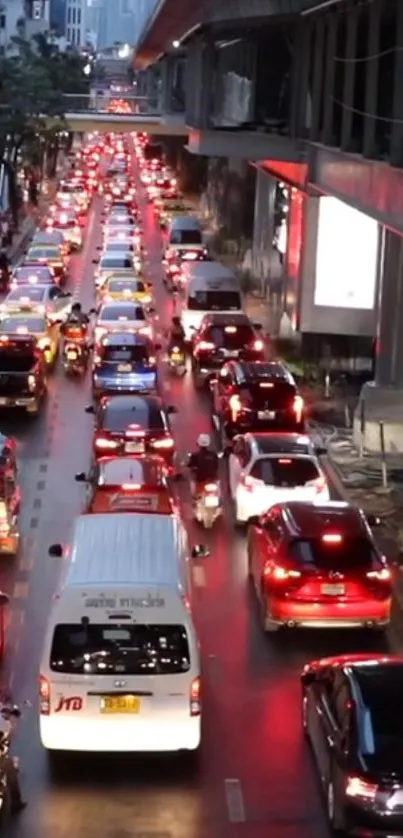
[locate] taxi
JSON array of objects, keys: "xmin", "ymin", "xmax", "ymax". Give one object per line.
[
  {"xmin": 46, "ymin": 209, "xmax": 82, "ymax": 250},
  {"xmin": 24, "ymin": 245, "xmax": 67, "ymax": 285},
  {"xmin": 12, "ymin": 265, "xmax": 55, "ymax": 287},
  {"xmin": 98, "ymin": 275, "xmax": 152, "ymax": 306},
  {"xmin": 74, "ymin": 455, "xmax": 176, "ymax": 515},
  {"xmin": 0, "ymin": 285, "xmax": 72, "ymax": 322},
  {"xmin": 0, "ymin": 312, "xmax": 60, "ymax": 366},
  {"xmin": 156, "ymin": 198, "xmax": 188, "ymax": 229}
]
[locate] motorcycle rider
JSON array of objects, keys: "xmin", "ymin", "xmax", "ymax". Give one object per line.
[
  {"xmin": 168, "ymin": 316, "xmax": 186, "ymax": 357},
  {"xmin": 188, "ymin": 434, "xmax": 219, "ymax": 499},
  {"xmin": 0, "ymin": 701, "xmax": 25, "ymax": 814},
  {"xmin": 61, "ymin": 302, "xmax": 91, "ymax": 352}
]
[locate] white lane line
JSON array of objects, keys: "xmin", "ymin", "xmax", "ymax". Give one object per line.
[
  {"xmin": 225, "ymin": 778, "xmax": 246, "ymax": 823},
  {"xmin": 192, "ymin": 566, "xmax": 207, "ymax": 588}
]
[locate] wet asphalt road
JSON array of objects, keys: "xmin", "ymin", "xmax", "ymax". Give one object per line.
[{"xmin": 0, "ymin": 141, "xmax": 400, "ymax": 838}]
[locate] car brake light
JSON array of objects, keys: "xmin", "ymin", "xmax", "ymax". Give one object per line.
[
  {"xmin": 95, "ymin": 437, "xmax": 118, "ymax": 450},
  {"xmin": 204, "ymin": 483, "xmax": 218, "ymax": 492},
  {"xmin": 293, "ymin": 395, "xmax": 304, "ymax": 422},
  {"xmin": 197, "ymin": 341, "xmax": 215, "ymax": 351},
  {"xmin": 190, "ymin": 676, "xmax": 201, "ymax": 716},
  {"xmin": 254, "ymin": 339, "xmax": 264, "ymax": 351},
  {"xmin": 151, "ymin": 438, "xmax": 174, "ymax": 449},
  {"xmin": 367, "ymin": 568, "xmax": 391, "ymax": 581},
  {"xmin": 121, "ymin": 484, "xmax": 141, "ymax": 490},
  {"xmin": 345, "ymin": 776, "xmax": 378, "ymax": 800},
  {"xmin": 322, "ymin": 533, "xmax": 343, "ymax": 544},
  {"xmin": 229, "ymin": 394, "xmax": 242, "ymax": 421},
  {"xmin": 264, "ymin": 564, "xmax": 301, "ymax": 580},
  {"xmin": 40, "ymin": 675, "xmax": 50, "ymax": 715},
  {"xmin": 0, "ymin": 336, "xmax": 8, "ymax": 344},
  {"xmin": 139, "ymin": 326, "xmax": 151, "ymax": 336}
]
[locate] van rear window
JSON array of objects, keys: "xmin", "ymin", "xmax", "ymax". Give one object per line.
[
  {"xmin": 188, "ymin": 290, "xmax": 241, "ymax": 311},
  {"xmin": 50, "ymin": 623, "xmax": 190, "ymax": 675}
]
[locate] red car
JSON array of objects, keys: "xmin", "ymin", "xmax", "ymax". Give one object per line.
[
  {"xmin": 247, "ymin": 501, "xmax": 391, "ymax": 632},
  {"xmin": 85, "ymin": 394, "xmax": 178, "ymax": 470},
  {"xmin": 75, "ymin": 455, "xmax": 176, "ymax": 515}
]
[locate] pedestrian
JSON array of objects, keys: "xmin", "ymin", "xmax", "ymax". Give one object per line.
[{"xmin": 0, "ymin": 703, "xmax": 26, "ymax": 815}]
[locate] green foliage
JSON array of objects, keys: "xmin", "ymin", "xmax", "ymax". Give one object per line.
[{"xmin": 0, "ymin": 32, "xmax": 90, "ymax": 155}]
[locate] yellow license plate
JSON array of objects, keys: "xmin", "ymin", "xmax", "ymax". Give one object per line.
[{"xmin": 100, "ymin": 695, "xmax": 140, "ymax": 714}]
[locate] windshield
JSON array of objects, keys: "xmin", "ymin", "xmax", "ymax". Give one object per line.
[
  {"xmin": 100, "ymin": 257, "xmax": 132, "ymax": 270},
  {"xmin": 0, "ymin": 317, "xmax": 45, "ymax": 334},
  {"xmin": 108, "ymin": 279, "xmax": 144, "ymax": 293},
  {"xmin": 289, "ymin": 537, "xmax": 376, "ymax": 571},
  {"xmin": 101, "ymin": 346, "xmax": 150, "ymax": 364},
  {"xmin": 356, "ymin": 668, "xmax": 403, "ymax": 748},
  {"xmin": 205, "ymin": 324, "xmax": 254, "ymax": 348},
  {"xmin": 170, "ymin": 230, "xmax": 202, "ymax": 245},
  {"xmin": 14, "ymin": 268, "xmax": 52, "ymax": 282},
  {"xmin": 102, "ymin": 401, "xmax": 164, "ymax": 431},
  {"xmin": 7, "ymin": 287, "xmax": 46, "ymax": 302},
  {"xmin": 250, "ymin": 457, "xmax": 319, "ymax": 487},
  {"xmin": 100, "ymin": 305, "xmax": 145, "ymax": 321},
  {"xmin": 27, "ymin": 249, "xmax": 59, "ymax": 261},
  {"xmin": 50, "ymin": 623, "xmax": 191, "ymax": 675},
  {"xmin": 0, "ymin": 346, "xmax": 36, "ymax": 370},
  {"xmin": 188, "ymin": 290, "xmax": 241, "ymax": 311}
]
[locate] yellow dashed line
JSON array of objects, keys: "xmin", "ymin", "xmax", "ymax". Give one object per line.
[
  {"xmin": 12, "ymin": 582, "xmax": 29, "ymax": 600},
  {"xmin": 18, "ymin": 555, "xmax": 34, "ymax": 572}
]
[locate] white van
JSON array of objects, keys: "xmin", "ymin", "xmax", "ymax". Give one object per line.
[
  {"xmin": 181, "ymin": 261, "xmax": 243, "ymax": 340},
  {"xmin": 39, "ymin": 513, "xmax": 202, "ymax": 754},
  {"xmin": 167, "ymin": 216, "xmax": 203, "ymax": 253}
]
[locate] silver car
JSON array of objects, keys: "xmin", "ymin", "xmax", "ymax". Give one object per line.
[{"xmin": 93, "ymin": 251, "xmax": 136, "ymax": 289}]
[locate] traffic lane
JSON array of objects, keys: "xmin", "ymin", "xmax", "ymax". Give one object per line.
[{"xmin": 138, "ymin": 182, "xmax": 332, "ymax": 837}]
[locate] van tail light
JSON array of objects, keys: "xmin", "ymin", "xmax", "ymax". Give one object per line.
[
  {"xmin": 264, "ymin": 563, "xmax": 301, "ymax": 581},
  {"xmin": 95, "ymin": 436, "xmax": 119, "ymax": 450},
  {"xmin": 190, "ymin": 676, "xmax": 201, "ymax": 716},
  {"xmin": 345, "ymin": 776, "xmax": 378, "ymax": 800},
  {"xmin": 196, "ymin": 341, "xmax": 215, "ymax": 352},
  {"xmin": 151, "ymin": 437, "xmax": 174, "ymax": 450},
  {"xmin": 367, "ymin": 568, "xmax": 391, "ymax": 582},
  {"xmin": 40, "ymin": 675, "xmax": 50, "ymax": 715},
  {"xmin": 293, "ymin": 395, "xmax": 304, "ymax": 423}
]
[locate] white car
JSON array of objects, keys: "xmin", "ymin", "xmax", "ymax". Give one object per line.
[
  {"xmin": 228, "ymin": 432, "xmax": 330, "ymax": 525},
  {"xmin": 0, "ymin": 284, "xmax": 72, "ymax": 321},
  {"xmin": 94, "ymin": 301, "xmax": 154, "ymax": 342}
]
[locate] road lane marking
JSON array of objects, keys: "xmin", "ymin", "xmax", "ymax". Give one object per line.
[
  {"xmin": 192, "ymin": 566, "xmax": 206, "ymax": 588},
  {"xmin": 12, "ymin": 582, "xmax": 29, "ymax": 600},
  {"xmin": 18, "ymin": 555, "xmax": 34, "ymax": 572},
  {"xmin": 225, "ymin": 779, "xmax": 246, "ymax": 823}
]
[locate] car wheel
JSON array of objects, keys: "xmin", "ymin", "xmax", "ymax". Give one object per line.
[
  {"xmin": 327, "ymin": 780, "xmax": 346, "ymax": 835},
  {"xmin": 260, "ymin": 587, "xmax": 278, "ymax": 632}
]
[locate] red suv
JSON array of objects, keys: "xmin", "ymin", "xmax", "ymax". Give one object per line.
[{"xmin": 247, "ymin": 501, "xmax": 391, "ymax": 632}]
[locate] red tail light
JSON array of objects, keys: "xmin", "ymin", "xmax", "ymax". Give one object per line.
[
  {"xmin": 196, "ymin": 341, "xmax": 215, "ymax": 352},
  {"xmin": 204, "ymin": 483, "xmax": 218, "ymax": 492},
  {"xmin": 229, "ymin": 394, "xmax": 242, "ymax": 421},
  {"xmin": 345, "ymin": 776, "xmax": 378, "ymax": 800},
  {"xmin": 367, "ymin": 568, "xmax": 391, "ymax": 582},
  {"xmin": 264, "ymin": 564, "xmax": 301, "ymax": 581},
  {"xmin": 40, "ymin": 675, "xmax": 50, "ymax": 715},
  {"xmin": 190, "ymin": 676, "xmax": 201, "ymax": 716},
  {"xmin": 95, "ymin": 436, "xmax": 119, "ymax": 450},
  {"xmin": 253, "ymin": 339, "xmax": 264, "ymax": 351},
  {"xmin": 151, "ymin": 437, "xmax": 174, "ymax": 450},
  {"xmin": 293, "ymin": 395, "xmax": 304, "ymax": 423}
]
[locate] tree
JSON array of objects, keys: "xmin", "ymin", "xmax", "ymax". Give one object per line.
[{"xmin": 0, "ymin": 33, "xmax": 91, "ymax": 218}]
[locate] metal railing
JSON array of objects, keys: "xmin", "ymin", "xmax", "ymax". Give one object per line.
[{"xmin": 62, "ymin": 93, "xmax": 162, "ymax": 116}]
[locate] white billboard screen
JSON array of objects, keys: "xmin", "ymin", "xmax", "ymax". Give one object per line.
[{"xmin": 314, "ymin": 197, "xmax": 379, "ymax": 310}]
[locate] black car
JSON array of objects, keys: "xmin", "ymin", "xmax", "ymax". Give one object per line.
[
  {"xmin": 191, "ymin": 313, "xmax": 265, "ymax": 388},
  {"xmin": 0, "ymin": 334, "xmax": 47, "ymax": 414},
  {"xmin": 302, "ymin": 653, "xmax": 403, "ymax": 836},
  {"xmin": 210, "ymin": 361, "xmax": 305, "ymax": 439},
  {"xmin": 86, "ymin": 394, "xmax": 177, "ymax": 469}
]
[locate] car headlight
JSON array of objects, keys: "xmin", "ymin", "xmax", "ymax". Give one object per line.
[{"xmin": 27, "ymin": 374, "xmax": 36, "ymax": 391}]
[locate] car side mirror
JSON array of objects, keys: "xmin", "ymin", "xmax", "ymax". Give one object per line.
[
  {"xmin": 367, "ymin": 514, "xmax": 382, "ymax": 527},
  {"xmin": 75, "ymin": 472, "xmax": 87, "ymax": 482},
  {"xmin": 92, "ymin": 259, "xmax": 98, "ymax": 264},
  {"xmin": 248, "ymin": 516, "xmax": 261, "ymax": 527},
  {"xmin": 88, "ymin": 308, "xmax": 97, "ymax": 315},
  {"xmin": 0, "ymin": 593, "xmax": 9, "ymax": 607},
  {"xmin": 253, "ymin": 321, "xmax": 262, "ymax": 331},
  {"xmin": 85, "ymin": 404, "xmax": 95, "ymax": 414},
  {"xmin": 315, "ymin": 445, "xmax": 327, "ymax": 456},
  {"xmin": 166, "ymin": 405, "xmax": 177, "ymax": 414},
  {"xmin": 49, "ymin": 543, "xmax": 63, "ymax": 557},
  {"xmin": 191, "ymin": 544, "xmax": 210, "ymax": 559}
]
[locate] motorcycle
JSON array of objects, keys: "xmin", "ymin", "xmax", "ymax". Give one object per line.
[
  {"xmin": 62, "ymin": 341, "xmax": 88, "ymax": 376},
  {"xmin": 193, "ymin": 481, "xmax": 222, "ymax": 530},
  {"xmin": 168, "ymin": 344, "xmax": 186, "ymax": 377}
]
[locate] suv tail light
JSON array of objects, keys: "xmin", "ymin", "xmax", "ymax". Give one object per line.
[
  {"xmin": 196, "ymin": 341, "xmax": 215, "ymax": 352},
  {"xmin": 293, "ymin": 395, "xmax": 304, "ymax": 423},
  {"xmin": 345, "ymin": 776, "xmax": 378, "ymax": 800},
  {"xmin": 95, "ymin": 436, "xmax": 118, "ymax": 450},
  {"xmin": 264, "ymin": 563, "xmax": 301, "ymax": 581},
  {"xmin": 151, "ymin": 437, "xmax": 174, "ymax": 450},
  {"xmin": 253, "ymin": 339, "xmax": 264, "ymax": 351},
  {"xmin": 40, "ymin": 675, "xmax": 50, "ymax": 715},
  {"xmin": 190, "ymin": 677, "xmax": 201, "ymax": 716},
  {"xmin": 367, "ymin": 568, "xmax": 391, "ymax": 582}
]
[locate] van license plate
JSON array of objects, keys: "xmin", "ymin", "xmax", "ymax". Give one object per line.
[
  {"xmin": 321, "ymin": 584, "xmax": 345, "ymax": 596},
  {"xmin": 100, "ymin": 695, "xmax": 140, "ymax": 714},
  {"xmin": 258, "ymin": 410, "xmax": 275, "ymax": 420},
  {"xmin": 125, "ymin": 442, "xmax": 144, "ymax": 453}
]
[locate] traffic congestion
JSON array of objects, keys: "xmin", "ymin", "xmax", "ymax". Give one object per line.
[{"xmin": 0, "ymin": 128, "xmax": 401, "ymax": 838}]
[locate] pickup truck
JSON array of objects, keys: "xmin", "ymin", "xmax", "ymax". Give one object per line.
[{"xmin": 0, "ymin": 334, "xmax": 47, "ymax": 413}]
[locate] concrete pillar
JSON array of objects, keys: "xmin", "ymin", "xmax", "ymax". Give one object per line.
[
  {"xmin": 340, "ymin": 5, "xmax": 359, "ymax": 151},
  {"xmin": 363, "ymin": 0, "xmax": 382, "ymax": 158},
  {"xmin": 199, "ymin": 37, "xmax": 215, "ymax": 128},
  {"xmin": 251, "ymin": 169, "xmax": 277, "ymax": 293},
  {"xmin": 389, "ymin": 1, "xmax": 403, "ymax": 167},
  {"xmin": 321, "ymin": 13, "xmax": 338, "ymax": 145},
  {"xmin": 292, "ymin": 21, "xmax": 312, "ymax": 137},
  {"xmin": 159, "ymin": 58, "xmax": 171, "ymax": 113},
  {"xmin": 354, "ymin": 228, "xmax": 403, "ymax": 452},
  {"xmin": 310, "ymin": 16, "xmax": 326, "ymax": 140}
]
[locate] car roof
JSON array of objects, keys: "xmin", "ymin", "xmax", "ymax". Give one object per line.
[
  {"xmin": 101, "ymin": 251, "xmax": 132, "ymax": 261},
  {"xmin": 278, "ymin": 501, "xmax": 368, "ymax": 538},
  {"xmin": 200, "ymin": 312, "xmax": 251, "ymax": 327},
  {"xmin": 246, "ymin": 433, "xmax": 313, "ymax": 456},
  {"xmin": 33, "ymin": 231, "xmax": 64, "ymax": 242},
  {"xmin": 101, "ymin": 394, "xmax": 163, "ymax": 412},
  {"xmin": 100, "ymin": 331, "xmax": 150, "ymax": 347},
  {"xmin": 170, "ymin": 215, "xmax": 200, "ymax": 230},
  {"xmin": 98, "ymin": 456, "xmax": 167, "ymax": 486},
  {"xmin": 232, "ymin": 361, "xmax": 295, "ymax": 384},
  {"xmin": 2, "ymin": 310, "xmax": 45, "ymax": 320}
]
